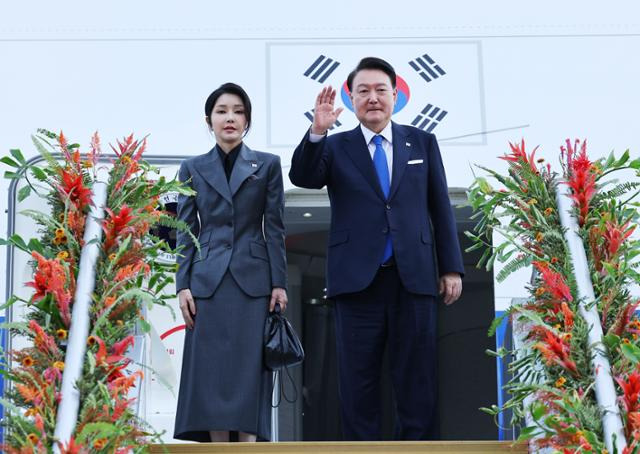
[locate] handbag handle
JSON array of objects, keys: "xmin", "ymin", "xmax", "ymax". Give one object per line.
[{"xmin": 270, "ymin": 303, "xmax": 299, "ymax": 407}]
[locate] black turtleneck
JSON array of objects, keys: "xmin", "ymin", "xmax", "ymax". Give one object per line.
[{"xmin": 216, "ymin": 142, "xmax": 242, "ymax": 181}]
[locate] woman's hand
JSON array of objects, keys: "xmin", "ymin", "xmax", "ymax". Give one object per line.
[
  {"xmin": 178, "ymin": 288, "xmax": 196, "ymax": 329},
  {"xmin": 269, "ymin": 287, "xmax": 288, "ymax": 313}
]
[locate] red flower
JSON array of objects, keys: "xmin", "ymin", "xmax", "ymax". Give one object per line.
[
  {"xmin": 28, "ymin": 319, "xmax": 60, "ymax": 356},
  {"xmin": 563, "ymin": 139, "xmax": 596, "ymax": 226},
  {"xmin": 560, "ymin": 302, "xmax": 574, "ymax": 331},
  {"xmin": 603, "ymin": 220, "xmax": 636, "ymax": 258},
  {"xmin": 91, "ymin": 335, "xmax": 134, "ymax": 382},
  {"xmin": 533, "ymin": 261, "xmax": 573, "ymax": 302},
  {"xmin": 499, "ymin": 139, "xmax": 539, "ymax": 174},
  {"xmin": 533, "ymin": 327, "xmax": 579, "ymax": 376},
  {"xmin": 617, "ymin": 369, "xmax": 640, "ymax": 436},
  {"xmin": 25, "ymin": 252, "xmax": 73, "ymax": 327},
  {"xmin": 57, "ymin": 168, "xmax": 92, "ymax": 210},
  {"xmin": 102, "ymin": 204, "xmax": 135, "ymax": 252},
  {"xmin": 610, "ymin": 300, "xmax": 640, "ymax": 337}
]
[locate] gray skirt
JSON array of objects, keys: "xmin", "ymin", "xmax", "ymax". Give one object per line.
[{"xmin": 174, "ymin": 272, "xmax": 272, "ymax": 441}]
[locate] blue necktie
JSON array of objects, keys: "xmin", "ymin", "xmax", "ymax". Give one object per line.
[{"xmin": 372, "ymin": 135, "xmax": 393, "ymax": 263}]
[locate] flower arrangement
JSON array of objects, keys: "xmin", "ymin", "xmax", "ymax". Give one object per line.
[
  {"xmin": 468, "ymin": 139, "xmax": 640, "ymax": 452},
  {"xmin": 0, "ymin": 130, "xmax": 194, "ymax": 452}
]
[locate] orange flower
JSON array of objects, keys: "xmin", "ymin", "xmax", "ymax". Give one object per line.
[
  {"xmin": 116, "ymin": 320, "xmax": 124, "ymax": 326},
  {"xmin": 22, "ymin": 356, "xmax": 34, "ymax": 367},
  {"xmin": 26, "ymin": 433, "xmax": 39, "ymax": 445},
  {"xmin": 108, "ymin": 253, "xmax": 117, "ymax": 261},
  {"xmin": 55, "ymin": 228, "xmax": 65, "ymax": 238},
  {"xmin": 15, "ymin": 383, "xmax": 39, "ymax": 403},
  {"xmin": 544, "ymin": 207, "xmax": 553, "ymax": 216},
  {"xmin": 93, "ymin": 438, "xmax": 108, "ymax": 450},
  {"xmin": 24, "ymin": 407, "xmax": 38, "ymax": 417},
  {"xmin": 555, "ymin": 376, "xmax": 566, "ymax": 387},
  {"xmin": 53, "ymin": 361, "xmax": 65, "ymax": 371},
  {"xmin": 104, "ymin": 296, "xmax": 116, "ymax": 307},
  {"xmin": 87, "ymin": 335, "xmax": 98, "ymax": 346},
  {"xmin": 56, "ymin": 329, "xmax": 67, "ymax": 340},
  {"xmin": 26, "ymin": 252, "xmax": 73, "ymax": 327},
  {"xmin": 56, "ymin": 251, "xmax": 69, "ymax": 260},
  {"xmin": 550, "ymin": 257, "xmax": 559, "ymax": 264},
  {"xmin": 535, "ymin": 232, "xmax": 544, "ymax": 242},
  {"xmin": 623, "ymin": 338, "xmax": 631, "ymax": 344},
  {"xmin": 535, "ymin": 287, "xmax": 545, "ymax": 296}
]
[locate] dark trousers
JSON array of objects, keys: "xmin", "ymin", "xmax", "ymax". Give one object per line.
[{"xmin": 334, "ymin": 265, "xmax": 438, "ymax": 441}]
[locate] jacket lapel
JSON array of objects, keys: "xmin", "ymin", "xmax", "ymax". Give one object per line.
[
  {"xmin": 193, "ymin": 147, "xmax": 232, "ymax": 203},
  {"xmin": 389, "ymin": 122, "xmax": 410, "ymax": 201},
  {"xmin": 229, "ymin": 143, "xmax": 263, "ymax": 196},
  {"xmin": 344, "ymin": 126, "xmax": 385, "ymax": 200}
]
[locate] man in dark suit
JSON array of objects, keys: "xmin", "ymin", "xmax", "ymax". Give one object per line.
[{"xmin": 289, "ymin": 57, "xmax": 464, "ymax": 441}]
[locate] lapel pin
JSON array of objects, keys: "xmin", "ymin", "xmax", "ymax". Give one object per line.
[
  {"xmin": 406, "ymin": 142, "xmax": 412, "ymax": 147},
  {"xmin": 251, "ymin": 162, "xmax": 257, "ymax": 168}
]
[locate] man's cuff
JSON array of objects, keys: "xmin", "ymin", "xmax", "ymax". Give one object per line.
[{"xmin": 308, "ymin": 131, "xmax": 326, "ymax": 143}]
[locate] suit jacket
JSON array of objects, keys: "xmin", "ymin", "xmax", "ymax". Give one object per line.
[
  {"xmin": 289, "ymin": 123, "xmax": 464, "ymax": 298},
  {"xmin": 176, "ymin": 144, "xmax": 287, "ymax": 299}
]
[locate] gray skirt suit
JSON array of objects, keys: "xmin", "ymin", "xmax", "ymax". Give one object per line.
[{"xmin": 173, "ymin": 144, "xmax": 287, "ymax": 442}]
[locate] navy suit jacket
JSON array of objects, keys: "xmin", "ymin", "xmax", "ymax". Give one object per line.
[
  {"xmin": 289, "ymin": 123, "xmax": 464, "ymax": 298},
  {"xmin": 176, "ymin": 144, "xmax": 287, "ymax": 298}
]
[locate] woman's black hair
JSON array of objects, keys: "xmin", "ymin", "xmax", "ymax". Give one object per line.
[{"xmin": 204, "ymin": 82, "xmax": 252, "ymax": 135}]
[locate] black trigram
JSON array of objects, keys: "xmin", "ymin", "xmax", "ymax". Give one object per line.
[
  {"xmin": 304, "ymin": 55, "xmax": 340, "ymax": 83},
  {"xmin": 304, "ymin": 109, "xmax": 342, "ymax": 130},
  {"xmin": 409, "ymin": 54, "xmax": 446, "ymax": 83},
  {"xmin": 411, "ymin": 104, "xmax": 447, "ymax": 132}
]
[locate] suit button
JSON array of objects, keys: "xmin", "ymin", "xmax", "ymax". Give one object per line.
[
  {"xmin": 382, "ymin": 227, "xmax": 388, "ymax": 234},
  {"xmin": 225, "ymin": 244, "xmax": 232, "ymax": 249},
  {"xmin": 385, "ymin": 204, "xmax": 391, "ymax": 210}
]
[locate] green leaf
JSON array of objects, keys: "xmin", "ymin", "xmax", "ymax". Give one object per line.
[
  {"xmin": 603, "ymin": 333, "xmax": 621, "ymax": 351},
  {"xmin": 138, "ymin": 317, "xmax": 151, "ymax": 333},
  {"xmin": 9, "ymin": 149, "xmax": 26, "ymax": 165},
  {"xmin": 488, "ymin": 311, "xmax": 510, "ymax": 337},
  {"xmin": 485, "ymin": 347, "xmax": 508, "ymax": 358},
  {"xmin": 516, "ymin": 425, "xmax": 541, "ymax": 441},
  {"xmin": 30, "ymin": 166, "xmax": 47, "ymax": 181},
  {"xmin": 27, "ymin": 238, "xmax": 44, "ymax": 254},
  {"xmin": 0, "ymin": 156, "xmax": 19, "ymax": 168},
  {"xmin": 4, "ymin": 171, "xmax": 19, "ymax": 179},
  {"xmin": 8, "ymin": 234, "xmax": 28, "ymax": 252},
  {"xmin": 76, "ymin": 421, "xmax": 121, "ymax": 444},
  {"xmin": 621, "ymin": 342, "xmax": 640, "ymax": 365},
  {"xmin": 17, "ymin": 185, "xmax": 31, "ymax": 202},
  {"xmin": 530, "ymin": 401, "xmax": 548, "ymax": 420},
  {"xmin": 0, "ymin": 295, "xmax": 21, "ymax": 310}
]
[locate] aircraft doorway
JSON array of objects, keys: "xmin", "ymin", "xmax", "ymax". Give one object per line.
[{"xmin": 280, "ymin": 188, "xmax": 498, "ymax": 441}]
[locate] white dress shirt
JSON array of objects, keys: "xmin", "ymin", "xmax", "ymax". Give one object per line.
[{"xmin": 308, "ymin": 122, "xmax": 394, "ymax": 182}]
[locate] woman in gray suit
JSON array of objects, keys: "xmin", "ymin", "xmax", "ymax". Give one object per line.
[{"xmin": 173, "ymin": 83, "xmax": 288, "ymax": 442}]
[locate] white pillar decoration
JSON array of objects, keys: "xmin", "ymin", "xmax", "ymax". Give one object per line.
[
  {"xmin": 556, "ymin": 183, "xmax": 627, "ymax": 453},
  {"xmin": 53, "ymin": 180, "xmax": 107, "ymax": 452}
]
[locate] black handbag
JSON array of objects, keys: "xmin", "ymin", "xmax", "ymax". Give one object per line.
[{"xmin": 264, "ymin": 304, "xmax": 304, "ymax": 406}]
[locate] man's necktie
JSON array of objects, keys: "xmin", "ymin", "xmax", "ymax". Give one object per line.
[{"xmin": 372, "ymin": 135, "xmax": 393, "ymax": 263}]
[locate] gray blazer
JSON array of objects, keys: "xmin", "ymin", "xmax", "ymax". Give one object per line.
[{"xmin": 176, "ymin": 144, "xmax": 287, "ymax": 298}]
